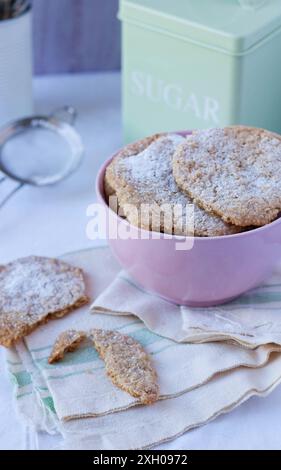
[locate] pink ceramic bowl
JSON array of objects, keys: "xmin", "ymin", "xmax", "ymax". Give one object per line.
[{"xmin": 96, "ymin": 132, "xmax": 281, "ymax": 307}]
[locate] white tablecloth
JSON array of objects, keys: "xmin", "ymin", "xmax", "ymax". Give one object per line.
[{"xmin": 1, "ymin": 72, "xmax": 281, "ymax": 450}]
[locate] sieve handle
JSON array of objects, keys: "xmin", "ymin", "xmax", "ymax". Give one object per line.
[
  {"xmin": 50, "ymin": 106, "xmax": 77, "ymax": 126},
  {"xmin": 0, "ymin": 180, "xmax": 24, "ymax": 210}
]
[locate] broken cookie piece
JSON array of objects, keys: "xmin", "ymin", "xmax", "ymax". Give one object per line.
[
  {"xmin": 48, "ymin": 329, "xmax": 87, "ymax": 364},
  {"xmin": 0, "ymin": 256, "xmax": 89, "ymax": 347},
  {"xmin": 91, "ymin": 328, "xmax": 159, "ymax": 405}
]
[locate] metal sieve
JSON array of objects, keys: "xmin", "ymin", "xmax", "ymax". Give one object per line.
[{"xmin": 0, "ymin": 106, "xmax": 84, "ymax": 209}]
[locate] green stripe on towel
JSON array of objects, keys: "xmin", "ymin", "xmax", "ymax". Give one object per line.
[
  {"xmin": 42, "ymin": 396, "xmax": 56, "ymax": 414},
  {"xmin": 231, "ymin": 292, "xmax": 281, "ymax": 305},
  {"xmin": 11, "ymin": 370, "xmax": 32, "ymax": 388}
]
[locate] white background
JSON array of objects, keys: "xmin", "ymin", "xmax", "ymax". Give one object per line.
[{"xmin": 1, "ymin": 73, "xmax": 281, "ymax": 450}]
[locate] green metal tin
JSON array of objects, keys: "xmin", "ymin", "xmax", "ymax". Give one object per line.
[{"xmin": 119, "ymin": 0, "xmax": 281, "ymax": 143}]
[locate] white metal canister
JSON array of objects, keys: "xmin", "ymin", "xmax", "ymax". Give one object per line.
[{"xmin": 0, "ymin": 6, "xmax": 33, "ymax": 127}]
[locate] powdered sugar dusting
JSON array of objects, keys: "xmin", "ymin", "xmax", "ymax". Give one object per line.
[
  {"xmin": 174, "ymin": 127, "xmax": 281, "ymax": 227},
  {"xmin": 120, "ymin": 134, "xmax": 185, "ymax": 201},
  {"xmin": 114, "ymin": 134, "xmax": 240, "ymax": 236},
  {"xmin": 0, "ymin": 256, "xmax": 88, "ymax": 347}
]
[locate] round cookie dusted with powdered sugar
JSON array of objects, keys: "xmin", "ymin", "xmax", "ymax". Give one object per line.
[
  {"xmin": 105, "ymin": 133, "xmax": 241, "ymax": 236},
  {"xmin": 0, "ymin": 256, "xmax": 89, "ymax": 347},
  {"xmin": 173, "ymin": 126, "xmax": 281, "ymax": 227}
]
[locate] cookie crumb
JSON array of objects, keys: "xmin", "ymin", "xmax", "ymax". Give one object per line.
[{"xmin": 48, "ymin": 330, "xmax": 86, "ymax": 364}]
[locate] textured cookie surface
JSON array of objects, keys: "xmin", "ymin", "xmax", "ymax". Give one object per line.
[
  {"xmin": 105, "ymin": 134, "xmax": 240, "ymax": 236},
  {"xmin": 0, "ymin": 256, "xmax": 88, "ymax": 347},
  {"xmin": 48, "ymin": 330, "xmax": 86, "ymax": 364},
  {"xmin": 104, "ymin": 134, "xmax": 161, "ymax": 201},
  {"xmin": 173, "ymin": 126, "xmax": 281, "ymax": 227},
  {"xmin": 91, "ymin": 328, "xmax": 159, "ymax": 405}
]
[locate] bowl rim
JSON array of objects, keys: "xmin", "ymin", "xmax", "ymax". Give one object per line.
[{"xmin": 95, "ymin": 136, "xmax": 281, "ymax": 242}]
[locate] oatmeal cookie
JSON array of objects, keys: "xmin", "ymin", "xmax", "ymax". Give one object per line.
[
  {"xmin": 173, "ymin": 126, "xmax": 281, "ymax": 227},
  {"xmin": 105, "ymin": 134, "xmax": 240, "ymax": 236},
  {"xmin": 91, "ymin": 328, "xmax": 159, "ymax": 405},
  {"xmin": 0, "ymin": 256, "xmax": 88, "ymax": 347}
]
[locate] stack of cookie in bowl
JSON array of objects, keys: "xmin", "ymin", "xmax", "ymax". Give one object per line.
[{"xmin": 105, "ymin": 126, "xmax": 281, "ymax": 237}]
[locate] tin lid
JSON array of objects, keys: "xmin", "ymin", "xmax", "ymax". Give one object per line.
[{"xmin": 119, "ymin": 0, "xmax": 281, "ymax": 55}]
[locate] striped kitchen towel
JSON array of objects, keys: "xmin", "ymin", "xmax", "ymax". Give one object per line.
[
  {"xmin": 93, "ymin": 263, "xmax": 281, "ymax": 348},
  {"xmin": 6, "ymin": 247, "xmax": 281, "ymax": 449}
]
